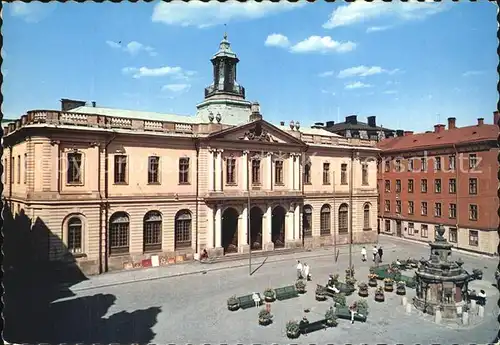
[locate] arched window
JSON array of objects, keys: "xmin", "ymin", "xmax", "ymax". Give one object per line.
[
  {"xmin": 303, "ymin": 205, "xmax": 313, "ymax": 238},
  {"xmin": 110, "ymin": 212, "xmax": 130, "ymax": 255},
  {"xmin": 363, "ymin": 204, "xmax": 371, "ymax": 230},
  {"xmin": 320, "ymin": 204, "xmax": 331, "ymax": 236},
  {"xmin": 175, "ymin": 210, "xmax": 192, "ymax": 249},
  {"xmin": 144, "ymin": 211, "xmax": 162, "ymax": 252},
  {"xmin": 339, "ymin": 204, "xmax": 348, "ymax": 233},
  {"xmin": 67, "ymin": 217, "xmax": 82, "ymax": 253}
]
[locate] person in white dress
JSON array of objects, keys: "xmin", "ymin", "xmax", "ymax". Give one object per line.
[
  {"xmin": 361, "ymin": 246, "xmax": 367, "ymax": 262},
  {"xmin": 296, "ymin": 260, "xmax": 303, "ymax": 279},
  {"xmin": 303, "ymin": 263, "xmax": 311, "ymax": 281},
  {"xmin": 372, "ymin": 245, "xmax": 378, "ymax": 262}
]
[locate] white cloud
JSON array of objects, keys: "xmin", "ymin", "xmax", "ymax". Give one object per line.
[
  {"xmin": 152, "ymin": 1, "xmax": 306, "ymax": 28},
  {"xmin": 265, "ymin": 33, "xmax": 290, "ymax": 48},
  {"xmin": 337, "ymin": 65, "xmax": 400, "ymax": 78},
  {"xmin": 318, "ymin": 71, "xmax": 335, "ymax": 78},
  {"xmin": 462, "ymin": 70, "xmax": 484, "ymax": 77},
  {"xmin": 9, "ymin": 2, "xmax": 56, "ymax": 23},
  {"xmin": 345, "ymin": 81, "xmax": 372, "ymax": 90},
  {"xmin": 383, "ymin": 90, "xmax": 398, "ymax": 94},
  {"xmin": 386, "ymin": 80, "xmax": 401, "ymax": 86},
  {"xmin": 122, "ymin": 65, "xmax": 189, "ymax": 79},
  {"xmin": 321, "ymin": 89, "xmax": 336, "ymax": 96},
  {"xmin": 290, "ymin": 36, "xmax": 356, "ymax": 54},
  {"xmin": 366, "ymin": 25, "xmax": 392, "ymax": 33},
  {"xmin": 106, "ymin": 40, "xmax": 157, "ymax": 57},
  {"xmin": 162, "ymin": 84, "xmax": 191, "ymax": 93},
  {"xmin": 323, "ymin": 0, "xmax": 449, "ymax": 29}
]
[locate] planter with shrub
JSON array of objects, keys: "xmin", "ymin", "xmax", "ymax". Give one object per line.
[
  {"xmin": 263, "ymin": 288, "xmax": 276, "ymax": 302},
  {"xmin": 358, "ymin": 282, "xmax": 369, "ymax": 297},
  {"xmin": 315, "ymin": 285, "xmax": 327, "ymax": 301},
  {"xmin": 285, "ymin": 320, "xmax": 300, "ymax": 339},
  {"xmin": 325, "ymin": 306, "xmax": 338, "ymax": 327},
  {"xmin": 396, "ymin": 281, "xmax": 406, "ymax": 295},
  {"xmin": 258, "ymin": 308, "xmax": 273, "ymax": 326},
  {"xmin": 374, "ymin": 287, "xmax": 385, "ymax": 302},
  {"xmin": 295, "ymin": 279, "xmax": 306, "ymax": 294},
  {"xmin": 384, "ymin": 278, "xmax": 394, "ymax": 292},
  {"xmin": 227, "ymin": 295, "xmax": 240, "ymax": 311}
]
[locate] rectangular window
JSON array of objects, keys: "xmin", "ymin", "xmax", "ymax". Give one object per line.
[
  {"xmin": 469, "ymin": 153, "xmax": 477, "ymax": 169},
  {"xmin": 341, "ymin": 163, "xmax": 348, "ymax": 185},
  {"xmin": 421, "ymin": 158, "xmax": 427, "ymax": 171},
  {"xmin": 396, "ymin": 200, "xmax": 402, "ymax": 214},
  {"xmin": 17, "ymin": 155, "xmax": 21, "ymax": 184},
  {"xmin": 408, "ymin": 159, "xmax": 414, "ymax": 172},
  {"xmin": 362, "ymin": 163, "xmax": 368, "ymax": 185},
  {"xmin": 434, "ymin": 179, "xmax": 441, "ymax": 193},
  {"xmin": 226, "ymin": 158, "xmax": 236, "ymax": 185},
  {"xmin": 449, "ymin": 155, "xmax": 456, "ymax": 170},
  {"xmin": 178, "ymin": 157, "xmax": 190, "ymax": 184},
  {"xmin": 395, "ymin": 179, "xmax": 401, "ymax": 193},
  {"xmin": 469, "ymin": 230, "xmax": 478, "ymax": 246},
  {"xmin": 408, "ymin": 222, "xmax": 415, "ymax": 236},
  {"xmin": 408, "ymin": 201, "xmax": 414, "ymax": 215},
  {"xmin": 395, "ymin": 159, "xmax": 401, "ymax": 172},
  {"xmin": 449, "ymin": 178, "xmax": 456, "ymax": 194},
  {"xmin": 469, "ymin": 204, "xmax": 478, "ymax": 221},
  {"xmin": 114, "ymin": 155, "xmax": 127, "ymax": 184},
  {"xmin": 449, "ymin": 227, "xmax": 457, "ymax": 243},
  {"xmin": 323, "ymin": 162, "xmax": 330, "ymax": 184},
  {"xmin": 23, "ymin": 153, "xmax": 27, "ymax": 184},
  {"xmin": 385, "ymin": 180, "xmax": 391, "ymax": 192},
  {"xmin": 275, "ymin": 160, "xmax": 284, "ymax": 185},
  {"xmin": 408, "ymin": 179, "xmax": 414, "ymax": 193},
  {"xmin": 385, "ymin": 219, "xmax": 391, "ymax": 232},
  {"xmin": 384, "ymin": 200, "xmax": 390, "ymax": 212},
  {"xmin": 449, "ymin": 203, "xmax": 457, "ymax": 219},
  {"xmin": 435, "ymin": 157, "xmax": 441, "ymax": 171},
  {"xmin": 148, "ymin": 156, "xmax": 160, "ymax": 184},
  {"xmin": 252, "ymin": 159, "xmax": 261, "ymax": 185},
  {"xmin": 434, "ymin": 202, "xmax": 442, "ymax": 217},
  {"xmin": 421, "ymin": 179, "xmax": 428, "ymax": 193},
  {"xmin": 67, "ymin": 152, "xmax": 83, "ymax": 184},
  {"xmin": 421, "ymin": 224, "xmax": 428, "ymax": 238},
  {"xmin": 468, "ymin": 178, "xmax": 478, "ymax": 195},
  {"xmin": 421, "ymin": 202, "xmax": 428, "ymax": 216},
  {"xmin": 384, "ymin": 161, "xmax": 390, "ymax": 172},
  {"xmin": 304, "ymin": 163, "xmax": 311, "ymax": 184}
]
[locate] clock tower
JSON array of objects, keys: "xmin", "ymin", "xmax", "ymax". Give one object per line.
[{"xmin": 204, "ymin": 33, "xmax": 245, "ymax": 100}]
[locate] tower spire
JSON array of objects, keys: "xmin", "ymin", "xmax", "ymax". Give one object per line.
[{"xmin": 224, "ymin": 23, "xmax": 227, "ymax": 40}]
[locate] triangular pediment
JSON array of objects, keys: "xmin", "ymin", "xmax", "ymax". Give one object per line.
[{"xmin": 206, "ymin": 119, "xmax": 305, "ymax": 146}]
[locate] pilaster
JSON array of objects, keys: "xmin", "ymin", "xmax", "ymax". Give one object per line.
[
  {"xmin": 206, "ymin": 206, "xmax": 214, "ymax": 248},
  {"xmin": 294, "ymin": 204, "xmax": 301, "ymax": 240},
  {"xmin": 242, "ymin": 150, "xmax": 249, "ymax": 191},
  {"xmin": 208, "ymin": 148, "xmax": 214, "ymax": 192},
  {"xmin": 288, "ymin": 154, "xmax": 294, "ymax": 190},
  {"xmin": 263, "ymin": 205, "xmax": 273, "ymax": 248},
  {"xmin": 265, "ymin": 152, "xmax": 272, "ymax": 190},
  {"xmin": 215, "ymin": 205, "xmax": 222, "ymax": 248}
]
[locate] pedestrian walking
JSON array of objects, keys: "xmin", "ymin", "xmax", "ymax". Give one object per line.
[
  {"xmin": 372, "ymin": 245, "xmax": 378, "ymax": 262},
  {"xmin": 304, "ymin": 263, "xmax": 311, "ymax": 281},
  {"xmin": 296, "ymin": 260, "xmax": 303, "ymax": 279},
  {"xmin": 361, "ymin": 246, "xmax": 367, "ymax": 262},
  {"xmin": 378, "ymin": 247, "xmax": 384, "ymax": 262}
]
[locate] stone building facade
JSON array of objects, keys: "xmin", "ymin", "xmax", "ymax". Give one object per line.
[
  {"xmin": 377, "ymin": 115, "xmax": 499, "ymax": 255},
  {"xmin": 3, "ymin": 36, "xmax": 379, "ymax": 275}
]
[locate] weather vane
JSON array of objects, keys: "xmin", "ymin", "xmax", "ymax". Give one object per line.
[{"xmin": 224, "ymin": 23, "xmax": 227, "ymax": 40}]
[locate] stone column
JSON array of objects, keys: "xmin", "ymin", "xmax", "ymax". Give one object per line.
[
  {"xmin": 288, "ymin": 154, "xmax": 294, "ymax": 190},
  {"xmin": 240, "ymin": 206, "xmax": 249, "ymax": 253},
  {"xmin": 242, "ymin": 150, "xmax": 249, "ymax": 191},
  {"xmin": 263, "ymin": 204, "xmax": 273, "ymax": 249},
  {"xmin": 286, "ymin": 207, "xmax": 294, "ymax": 242},
  {"xmin": 294, "ymin": 203, "xmax": 300, "ymax": 240},
  {"xmin": 208, "ymin": 149, "xmax": 214, "ymax": 192},
  {"xmin": 206, "ymin": 206, "xmax": 214, "ymax": 248},
  {"xmin": 215, "ymin": 205, "xmax": 222, "ymax": 248}
]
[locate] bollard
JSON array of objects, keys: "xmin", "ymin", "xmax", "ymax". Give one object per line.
[
  {"xmin": 435, "ymin": 310, "xmax": 442, "ymax": 324},
  {"xmin": 406, "ymin": 303, "xmax": 412, "ymax": 314},
  {"xmin": 471, "ymin": 300, "xmax": 476, "ymax": 309},
  {"xmin": 462, "ymin": 311, "xmax": 469, "ymax": 325},
  {"xmin": 478, "ymin": 305, "xmax": 484, "ymax": 318},
  {"xmin": 401, "ymin": 296, "xmax": 407, "ymax": 306}
]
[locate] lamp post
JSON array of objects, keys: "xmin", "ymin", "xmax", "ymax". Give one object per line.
[
  {"xmin": 333, "ymin": 170, "xmax": 337, "ymax": 263},
  {"xmin": 348, "ymin": 149, "xmax": 355, "ymax": 276},
  {"xmin": 247, "ymin": 150, "xmax": 252, "ymax": 275}
]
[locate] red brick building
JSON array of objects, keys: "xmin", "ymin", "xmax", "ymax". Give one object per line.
[{"xmin": 377, "ymin": 112, "xmax": 499, "ymax": 255}]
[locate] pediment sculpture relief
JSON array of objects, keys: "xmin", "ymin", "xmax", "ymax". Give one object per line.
[{"xmin": 239, "ymin": 123, "xmax": 276, "ymax": 142}]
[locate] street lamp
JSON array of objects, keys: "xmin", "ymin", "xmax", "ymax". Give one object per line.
[
  {"xmin": 348, "ymin": 149, "xmax": 355, "ymax": 277},
  {"xmin": 246, "ymin": 150, "xmax": 252, "ymax": 275}
]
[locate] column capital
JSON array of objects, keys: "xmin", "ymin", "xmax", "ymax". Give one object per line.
[
  {"xmin": 217, "ymin": 148, "xmax": 224, "ymax": 154},
  {"xmin": 242, "ymin": 150, "xmax": 249, "ymax": 155}
]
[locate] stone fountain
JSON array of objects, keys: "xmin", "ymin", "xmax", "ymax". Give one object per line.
[{"xmin": 413, "ymin": 224, "xmax": 470, "ymax": 319}]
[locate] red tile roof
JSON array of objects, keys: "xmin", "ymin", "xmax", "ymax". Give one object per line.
[{"xmin": 377, "ymin": 124, "xmax": 498, "ymax": 153}]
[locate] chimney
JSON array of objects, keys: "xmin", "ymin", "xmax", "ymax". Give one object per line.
[
  {"xmin": 494, "ymin": 111, "xmax": 500, "ymax": 126},
  {"xmin": 447, "ymin": 117, "xmax": 456, "ymax": 129},
  {"xmin": 404, "ymin": 131, "xmax": 414, "ymax": 136},
  {"xmin": 346, "ymin": 115, "xmax": 357, "ymax": 124},
  {"xmin": 367, "ymin": 116, "xmax": 376, "ymax": 127},
  {"xmin": 434, "ymin": 124, "xmax": 445, "ymax": 133},
  {"xmin": 249, "ymin": 102, "xmax": 263, "ymax": 122},
  {"xmin": 326, "ymin": 121, "xmax": 335, "ymax": 127},
  {"xmin": 396, "ymin": 129, "xmax": 404, "ymax": 137},
  {"xmin": 280, "ymin": 121, "xmax": 285, "ymax": 126},
  {"xmin": 92, "ymin": 101, "xmax": 96, "ymax": 107},
  {"xmin": 60, "ymin": 98, "xmax": 87, "ymax": 112},
  {"xmin": 311, "ymin": 122, "xmax": 324, "ymax": 129},
  {"xmin": 477, "ymin": 118, "xmax": 484, "ymax": 126}
]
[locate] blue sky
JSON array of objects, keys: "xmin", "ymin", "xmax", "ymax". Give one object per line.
[{"xmin": 3, "ymin": 1, "xmax": 498, "ymax": 132}]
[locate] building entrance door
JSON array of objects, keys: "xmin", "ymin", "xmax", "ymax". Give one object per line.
[{"xmin": 396, "ymin": 220, "xmax": 402, "ymax": 237}]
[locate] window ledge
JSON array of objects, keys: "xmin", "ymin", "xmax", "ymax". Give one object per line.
[
  {"xmin": 114, "ymin": 182, "xmax": 128, "ymax": 185},
  {"xmin": 148, "ymin": 182, "xmax": 161, "ymax": 185},
  {"xmin": 178, "ymin": 182, "xmax": 191, "ymax": 186},
  {"xmin": 363, "ymin": 228, "xmax": 372, "ymax": 231}
]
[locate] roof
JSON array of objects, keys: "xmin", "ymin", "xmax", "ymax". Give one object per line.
[
  {"xmin": 327, "ymin": 120, "xmax": 394, "ymax": 132},
  {"xmin": 275, "ymin": 124, "xmax": 342, "ymax": 137},
  {"xmin": 377, "ymin": 124, "xmax": 498, "ymax": 153},
  {"xmin": 69, "ymin": 106, "xmax": 199, "ymax": 123}
]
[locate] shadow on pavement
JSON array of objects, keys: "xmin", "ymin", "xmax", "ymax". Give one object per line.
[{"xmin": 3, "ymin": 203, "xmax": 162, "ymax": 343}]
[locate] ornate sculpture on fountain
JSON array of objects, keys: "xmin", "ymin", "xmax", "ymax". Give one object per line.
[{"xmin": 413, "ymin": 224, "xmax": 471, "ymax": 319}]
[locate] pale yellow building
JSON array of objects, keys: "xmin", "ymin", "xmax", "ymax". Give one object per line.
[{"xmin": 3, "ymin": 36, "xmax": 379, "ymax": 275}]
